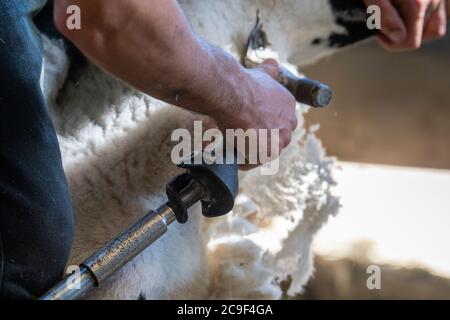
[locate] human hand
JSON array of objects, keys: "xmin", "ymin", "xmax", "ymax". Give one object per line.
[
  {"xmin": 364, "ymin": 0, "xmax": 447, "ymax": 51},
  {"xmin": 210, "ymin": 59, "xmax": 297, "ymax": 170}
]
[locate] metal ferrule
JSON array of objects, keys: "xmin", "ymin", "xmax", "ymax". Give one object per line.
[
  {"xmin": 82, "ymin": 205, "xmax": 176, "ymax": 285},
  {"xmin": 40, "ymin": 205, "xmax": 176, "ymax": 300}
]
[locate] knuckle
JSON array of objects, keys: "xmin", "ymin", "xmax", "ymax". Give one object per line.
[
  {"xmin": 259, "ymin": 64, "xmax": 279, "ymax": 80},
  {"xmin": 411, "ymin": 0, "xmax": 427, "ymax": 12}
]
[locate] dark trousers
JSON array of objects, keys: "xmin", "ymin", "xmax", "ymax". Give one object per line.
[{"xmin": 0, "ymin": 0, "xmax": 74, "ymax": 299}]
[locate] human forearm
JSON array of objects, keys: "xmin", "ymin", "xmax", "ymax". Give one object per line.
[
  {"xmin": 54, "ymin": 0, "xmax": 298, "ymax": 168},
  {"xmin": 54, "ymin": 0, "xmax": 246, "ymax": 117}
]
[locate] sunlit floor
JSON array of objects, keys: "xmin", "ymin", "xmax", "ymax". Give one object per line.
[{"xmin": 314, "ymin": 162, "xmax": 450, "ymax": 278}]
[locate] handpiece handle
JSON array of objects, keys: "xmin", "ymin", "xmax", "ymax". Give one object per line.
[{"xmin": 279, "ymin": 67, "xmax": 332, "ymax": 108}]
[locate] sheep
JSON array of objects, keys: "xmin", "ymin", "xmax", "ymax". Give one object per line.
[{"xmin": 39, "ymin": 0, "xmax": 373, "ymax": 299}]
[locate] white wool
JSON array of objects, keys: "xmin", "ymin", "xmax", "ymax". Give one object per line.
[
  {"xmin": 179, "ymin": 0, "xmax": 346, "ymax": 65},
  {"xmin": 39, "ymin": 0, "xmax": 347, "ymax": 299},
  {"xmin": 205, "ymin": 131, "xmax": 339, "ymax": 299}
]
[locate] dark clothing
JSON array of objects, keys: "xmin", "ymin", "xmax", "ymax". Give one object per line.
[{"xmin": 0, "ymin": 0, "xmax": 74, "ymax": 299}]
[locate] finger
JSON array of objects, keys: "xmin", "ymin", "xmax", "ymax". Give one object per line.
[
  {"xmin": 423, "ymin": 0, "xmax": 447, "ymax": 41},
  {"xmin": 393, "ymin": 0, "xmax": 429, "ymax": 49},
  {"xmin": 364, "ymin": 0, "xmax": 407, "ymax": 45},
  {"xmin": 424, "ymin": 0, "xmax": 442, "ymax": 19},
  {"xmin": 255, "ymin": 59, "xmax": 280, "ymax": 80},
  {"xmin": 239, "ymin": 130, "xmax": 282, "ymax": 171},
  {"xmin": 201, "ymin": 116, "xmax": 218, "ymax": 131},
  {"xmin": 377, "ymin": 32, "xmax": 403, "ymax": 51}
]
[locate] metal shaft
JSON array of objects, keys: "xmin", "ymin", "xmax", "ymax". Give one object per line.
[{"xmin": 40, "ymin": 205, "xmax": 176, "ymax": 300}]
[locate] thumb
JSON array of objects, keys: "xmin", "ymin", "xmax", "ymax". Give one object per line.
[{"xmin": 255, "ymin": 59, "xmax": 280, "ymax": 80}]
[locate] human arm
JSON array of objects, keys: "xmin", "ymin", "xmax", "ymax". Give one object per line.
[{"xmin": 54, "ymin": 0, "xmax": 297, "ymax": 166}]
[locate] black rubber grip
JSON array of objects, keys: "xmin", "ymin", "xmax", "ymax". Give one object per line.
[{"xmin": 279, "ymin": 67, "xmax": 332, "ymax": 108}]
